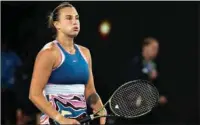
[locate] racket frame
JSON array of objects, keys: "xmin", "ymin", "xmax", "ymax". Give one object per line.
[
  {"xmin": 80, "ymin": 79, "xmax": 160, "ymax": 122},
  {"xmin": 109, "ymin": 79, "xmax": 160, "ymax": 118}
]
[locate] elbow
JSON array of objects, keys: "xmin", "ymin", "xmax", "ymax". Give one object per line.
[
  {"xmin": 29, "ymin": 91, "xmax": 44, "ymax": 103},
  {"xmin": 29, "ymin": 87, "xmax": 42, "ymax": 101},
  {"xmin": 29, "ymin": 92, "xmax": 39, "ymax": 103},
  {"xmin": 29, "ymin": 93, "xmax": 34, "ymax": 102}
]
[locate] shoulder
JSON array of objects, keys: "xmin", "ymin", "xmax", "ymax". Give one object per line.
[
  {"xmin": 41, "ymin": 41, "xmax": 57, "ymax": 52},
  {"xmin": 76, "ymin": 44, "xmax": 92, "ymax": 65},
  {"xmin": 37, "ymin": 41, "xmax": 58, "ymax": 60},
  {"xmin": 127, "ymin": 54, "xmax": 143, "ymax": 69},
  {"xmin": 76, "ymin": 44, "xmax": 91, "ymax": 57},
  {"xmin": 132, "ymin": 52, "xmax": 143, "ymax": 63},
  {"xmin": 132, "ymin": 56, "xmax": 141, "ymax": 63}
]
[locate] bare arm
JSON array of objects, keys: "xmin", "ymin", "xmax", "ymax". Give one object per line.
[
  {"xmin": 83, "ymin": 48, "xmax": 107, "ymax": 124},
  {"xmin": 29, "ymin": 48, "xmax": 79, "ymax": 124},
  {"xmin": 84, "ymin": 50, "xmax": 97, "ymax": 103},
  {"xmin": 29, "ymin": 49, "xmax": 62, "ymax": 122}
]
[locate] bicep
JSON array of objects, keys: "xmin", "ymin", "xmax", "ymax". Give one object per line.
[{"xmin": 30, "ymin": 50, "xmax": 55, "ymax": 96}]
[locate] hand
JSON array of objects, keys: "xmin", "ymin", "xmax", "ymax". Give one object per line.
[
  {"xmin": 99, "ymin": 109, "xmax": 107, "ymax": 125},
  {"xmin": 16, "ymin": 109, "xmax": 32, "ymax": 125},
  {"xmin": 159, "ymin": 95, "xmax": 168, "ymax": 105},
  {"xmin": 59, "ymin": 117, "xmax": 80, "ymax": 125},
  {"xmin": 100, "ymin": 116, "xmax": 107, "ymax": 125},
  {"xmin": 89, "ymin": 94, "xmax": 107, "ymax": 124},
  {"xmin": 150, "ymin": 70, "xmax": 158, "ymax": 80},
  {"xmin": 16, "ymin": 109, "xmax": 24, "ymax": 125},
  {"xmin": 92, "ymin": 108, "xmax": 107, "ymax": 125}
]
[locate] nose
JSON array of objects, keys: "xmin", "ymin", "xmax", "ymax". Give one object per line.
[{"xmin": 72, "ymin": 19, "xmax": 78, "ymax": 25}]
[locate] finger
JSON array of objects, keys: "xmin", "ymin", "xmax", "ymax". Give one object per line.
[
  {"xmin": 92, "ymin": 109, "xmax": 97, "ymax": 114},
  {"xmin": 74, "ymin": 120, "xmax": 80, "ymax": 125},
  {"xmin": 100, "ymin": 117, "xmax": 106, "ymax": 124}
]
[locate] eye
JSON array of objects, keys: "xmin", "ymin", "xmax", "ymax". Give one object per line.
[
  {"xmin": 66, "ymin": 16, "xmax": 72, "ymax": 20},
  {"xmin": 76, "ymin": 16, "xmax": 79, "ymax": 20}
]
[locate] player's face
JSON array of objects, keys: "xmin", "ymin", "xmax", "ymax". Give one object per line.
[
  {"xmin": 147, "ymin": 41, "xmax": 159, "ymax": 59},
  {"xmin": 55, "ymin": 7, "xmax": 80, "ymax": 37}
]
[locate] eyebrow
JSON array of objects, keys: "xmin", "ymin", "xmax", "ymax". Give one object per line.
[{"xmin": 65, "ymin": 15, "xmax": 79, "ymax": 17}]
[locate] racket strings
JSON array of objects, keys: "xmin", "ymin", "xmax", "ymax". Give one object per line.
[{"xmin": 110, "ymin": 80, "xmax": 159, "ymax": 118}]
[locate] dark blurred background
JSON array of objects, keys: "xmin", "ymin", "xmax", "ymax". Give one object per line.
[{"xmin": 1, "ymin": 1, "xmax": 199, "ymax": 125}]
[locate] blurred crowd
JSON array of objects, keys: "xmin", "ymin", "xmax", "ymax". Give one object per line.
[{"xmin": 1, "ymin": 40, "xmax": 40, "ymax": 125}]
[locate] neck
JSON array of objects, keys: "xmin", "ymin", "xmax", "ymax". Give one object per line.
[{"xmin": 56, "ymin": 33, "xmax": 74, "ymax": 49}]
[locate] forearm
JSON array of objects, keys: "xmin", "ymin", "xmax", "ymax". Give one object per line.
[
  {"xmin": 93, "ymin": 97, "xmax": 106, "ymax": 115},
  {"xmin": 29, "ymin": 94, "xmax": 64, "ymax": 123},
  {"xmin": 86, "ymin": 92, "xmax": 106, "ymax": 114}
]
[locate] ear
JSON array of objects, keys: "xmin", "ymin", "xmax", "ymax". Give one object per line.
[{"xmin": 54, "ymin": 21, "xmax": 60, "ymax": 30}]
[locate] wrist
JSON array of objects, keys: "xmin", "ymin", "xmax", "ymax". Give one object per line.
[
  {"xmin": 54, "ymin": 114, "xmax": 64, "ymax": 124},
  {"xmin": 102, "ymin": 108, "xmax": 107, "ymax": 115},
  {"xmin": 98, "ymin": 108, "xmax": 107, "ymax": 116}
]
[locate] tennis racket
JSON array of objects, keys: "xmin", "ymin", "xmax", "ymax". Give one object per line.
[{"xmin": 79, "ymin": 79, "xmax": 159, "ymax": 124}]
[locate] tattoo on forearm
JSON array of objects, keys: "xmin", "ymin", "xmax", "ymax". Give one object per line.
[{"xmin": 87, "ymin": 93, "xmax": 100, "ymax": 105}]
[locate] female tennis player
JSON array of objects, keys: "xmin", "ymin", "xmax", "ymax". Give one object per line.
[{"xmin": 29, "ymin": 2, "xmax": 106, "ymax": 125}]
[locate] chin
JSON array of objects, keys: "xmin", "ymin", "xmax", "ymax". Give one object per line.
[{"xmin": 68, "ymin": 33, "xmax": 78, "ymax": 38}]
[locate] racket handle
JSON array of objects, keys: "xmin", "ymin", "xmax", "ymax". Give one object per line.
[{"xmin": 79, "ymin": 115, "xmax": 94, "ymax": 123}]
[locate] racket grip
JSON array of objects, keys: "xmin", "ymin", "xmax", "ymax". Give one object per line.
[{"xmin": 79, "ymin": 115, "xmax": 94, "ymax": 123}]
